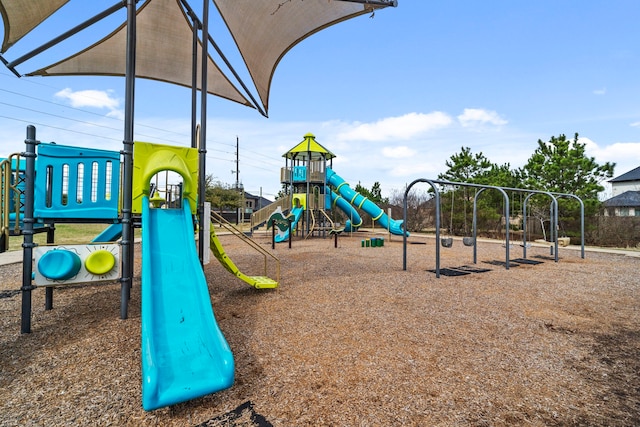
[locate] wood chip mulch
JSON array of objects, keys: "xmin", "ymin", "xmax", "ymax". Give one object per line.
[{"xmin": 1, "ymin": 233, "xmax": 638, "ymax": 426}]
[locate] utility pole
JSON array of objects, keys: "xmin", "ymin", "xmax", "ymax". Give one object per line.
[{"xmin": 231, "ymin": 136, "xmax": 242, "ymax": 224}]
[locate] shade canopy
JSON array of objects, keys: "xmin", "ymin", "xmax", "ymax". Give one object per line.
[
  {"xmin": 214, "ymin": 0, "xmax": 391, "ymax": 114},
  {"xmin": 25, "ymin": 0, "xmax": 252, "ymax": 108},
  {"xmin": 1, "ymin": 0, "xmax": 396, "ymax": 113},
  {"xmin": 0, "ymin": 0, "xmax": 68, "ymax": 53}
]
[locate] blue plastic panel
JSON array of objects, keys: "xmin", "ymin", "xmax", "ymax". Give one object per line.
[
  {"xmin": 34, "ymin": 143, "xmax": 120, "ymax": 220},
  {"xmin": 292, "ymin": 166, "xmax": 307, "ymax": 182}
]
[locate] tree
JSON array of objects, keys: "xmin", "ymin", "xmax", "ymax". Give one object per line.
[
  {"xmin": 389, "ymin": 187, "xmax": 434, "ymax": 232},
  {"xmin": 521, "ymin": 133, "xmax": 615, "ymax": 237},
  {"xmin": 204, "ymin": 174, "xmax": 243, "ymax": 213},
  {"xmin": 354, "ymin": 181, "xmax": 373, "ymax": 200},
  {"xmin": 438, "ymin": 146, "xmax": 493, "ymax": 183},
  {"xmin": 521, "ymin": 133, "xmax": 614, "ymax": 199},
  {"xmin": 275, "ymin": 184, "xmax": 288, "ymax": 201},
  {"xmin": 353, "ymin": 181, "xmax": 388, "ymax": 205},
  {"xmin": 438, "ymin": 147, "xmax": 512, "ymax": 235},
  {"xmin": 370, "ymin": 182, "xmax": 388, "ymax": 205}
]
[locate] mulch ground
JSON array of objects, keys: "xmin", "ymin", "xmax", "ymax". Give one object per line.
[{"xmin": 1, "ymin": 231, "xmax": 638, "ymax": 426}]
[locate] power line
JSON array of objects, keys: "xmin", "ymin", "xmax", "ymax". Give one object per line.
[
  {"xmin": 0, "ymin": 72, "xmax": 285, "ymax": 167},
  {"xmin": 0, "ymin": 114, "xmax": 120, "ymax": 142}
]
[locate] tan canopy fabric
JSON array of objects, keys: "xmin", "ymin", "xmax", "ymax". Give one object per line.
[
  {"xmin": 213, "ymin": 0, "xmax": 390, "ymax": 113},
  {"xmin": 26, "ymin": 0, "xmax": 253, "ymax": 108},
  {"xmin": 0, "ymin": 0, "xmax": 69, "ymax": 52},
  {"xmin": 2, "ymin": 0, "xmax": 395, "ymax": 112}
]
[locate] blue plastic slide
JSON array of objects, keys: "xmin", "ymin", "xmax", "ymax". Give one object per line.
[
  {"xmin": 329, "ymin": 189, "xmax": 362, "ymax": 232},
  {"xmin": 91, "ymin": 223, "xmax": 122, "ymax": 242},
  {"xmin": 141, "ymin": 197, "xmax": 234, "ymax": 411},
  {"xmin": 326, "ymin": 167, "xmax": 407, "ymax": 236},
  {"xmin": 274, "ymin": 205, "xmax": 304, "ymax": 243}
]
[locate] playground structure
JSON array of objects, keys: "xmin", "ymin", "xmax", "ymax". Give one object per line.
[
  {"xmin": 0, "ymin": 0, "xmax": 397, "ymax": 413},
  {"xmin": 1, "ymin": 126, "xmax": 280, "ymax": 410},
  {"xmin": 251, "ymin": 133, "xmax": 407, "ymax": 242},
  {"xmin": 402, "ymin": 178, "xmax": 585, "ymax": 278}
]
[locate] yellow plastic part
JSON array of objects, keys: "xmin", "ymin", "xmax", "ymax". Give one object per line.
[
  {"xmin": 132, "ymin": 141, "xmax": 199, "ymax": 214},
  {"xmin": 209, "ymin": 229, "xmax": 278, "ymax": 289},
  {"xmin": 84, "ymin": 249, "xmax": 116, "ymax": 275},
  {"xmin": 149, "ymin": 193, "xmax": 166, "ymax": 208},
  {"xmin": 292, "ymin": 193, "xmax": 307, "ymax": 210}
]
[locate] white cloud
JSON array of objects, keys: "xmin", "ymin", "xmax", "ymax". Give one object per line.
[
  {"xmin": 55, "ymin": 88, "xmax": 122, "ymax": 118},
  {"xmin": 336, "ymin": 112, "xmax": 453, "ymax": 142},
  {"xmin": 457, "ymin": 108, "xmax": 508, "ymax": 128},
  {"xmin": 630, "ymin": 121, "xmax": 640, "ymax": 128},
  {"xmin": 382, "ymin": 146, "xmax": 416, "ymax": 159},
  {"xmin": 593, "ymin": 88, "xmax": 607, "ymax": 95},
  {"xmin": 580, "ymin": 136, "xmax": 640, "ymax": 176}
]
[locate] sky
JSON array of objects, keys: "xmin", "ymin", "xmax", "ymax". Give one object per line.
[{"xmin": 1, "ymin": 0, "xmax": 639, "ymax": 201}]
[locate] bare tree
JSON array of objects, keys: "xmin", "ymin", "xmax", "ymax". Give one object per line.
[{"xmin": 389, "ymin": 187, "xmax": 435, "ymax": 232}]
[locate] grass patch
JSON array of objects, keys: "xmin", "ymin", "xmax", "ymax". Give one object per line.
[{"xmin": 8, "ymin": 224, "xmax": 139, "ymax": 251}]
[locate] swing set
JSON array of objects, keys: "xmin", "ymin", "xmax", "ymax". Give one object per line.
[
  {"xmin": 401, "ymin": 178, "xmax": 585, "ymax": 278},
  {"xmin": 440, "ymin": 185, "xmax": 475, "ymax": 249}
]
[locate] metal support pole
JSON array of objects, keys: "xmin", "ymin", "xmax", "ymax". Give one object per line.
[
  {"xmin": 189, "ymin": 7, "xmax": 199, "ymax": 149},
  {"xmin": 197, "ymin": 0, "xmax": 209, "ymax": 264},
  {"xmin": 20, "ymin": 125, "xmax": 38, "ymax": 333},
  {"xmin": 119, "ymin": 0, "xmax": 137, "ymax": 320}
]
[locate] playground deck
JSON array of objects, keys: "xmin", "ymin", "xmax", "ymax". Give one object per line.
[{"xmin": 0, "ymin": 233, "xmax": 638, "ymax": 426}]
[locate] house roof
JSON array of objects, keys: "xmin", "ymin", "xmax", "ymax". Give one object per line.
[
  {"xmin": 610, "ymin": 166, "xmax": 640, "ymax": 183},
  {"xmin": 603, "ymin": 190, "xmax": 640, "ymax": 208},
  {"xmin": 245, "ymin": 192, "xmax": 273, "ymax": 208}
]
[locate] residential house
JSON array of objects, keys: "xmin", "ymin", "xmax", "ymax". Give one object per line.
[
  {"xmin": 244, "ymin": 192, "xmax": 273, "ymax": 215},
  {"xmin": 603, "ymin": 166, "xmax": 640, "ymax": 216}
]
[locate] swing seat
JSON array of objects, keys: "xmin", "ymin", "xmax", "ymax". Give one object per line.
[
  {"xmin": 463, "ymin": 236, "xmax": 475, "ymax": 246},
  {"xmin": 441, "ymin": 237, "xmax": 453, "ymax": 248}
]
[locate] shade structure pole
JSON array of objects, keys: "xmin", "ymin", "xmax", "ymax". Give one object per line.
[
  {"xmin": 120, "ymin": 0, "xmax": 137, "ymax": 319},
  {"xmin": 20, "ymin": 125, "xmax": 38, "ymax": 333},
  {"xmin": 188, "ymin": 7, "xmax": 199, "ymax": 149},
  {"xmin": 197, "ymin": 0, "xmax": 209, "ymax": 263}
]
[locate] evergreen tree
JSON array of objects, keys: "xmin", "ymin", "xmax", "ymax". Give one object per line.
[{"xmin": 521, "ymin": 133, "xmax": 615, "ymax": 200}]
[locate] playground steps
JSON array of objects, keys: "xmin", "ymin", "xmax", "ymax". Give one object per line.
[{"xmin": 242, "ymin": 275, "xmax": 278, "ymax": 289}]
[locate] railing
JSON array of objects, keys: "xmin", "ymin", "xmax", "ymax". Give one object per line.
[
  {"xmin": 211, "ymin": 210, "xmax": 280, "ymax": 284},
  {"xmin": 1, "ymin": 157, "xmax": 10, "ymax": 252},
  {"xmin": 1, "ymin": 153, "xmax": 25, "ymax": 252},
  {"xmin": 250, "ymin": 195, "xmax": 291, "ymax": 230},
  {"xmin": 280, "ymin": 167, "xmax": 325, "ymax": 183},
  {"xmin": 306, "ymin": 209, "xmax": 335, "ymax": 239},
  {"xmin": 320, "ymin": 209, "xmax": 335, "ymax": 230},
  {"xmin": 306, "ymin": 209, "xmax": 315, "ymax": 239}
]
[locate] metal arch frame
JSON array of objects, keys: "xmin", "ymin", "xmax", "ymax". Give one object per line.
[
  {"xmin": 403, "ymin": 179, "xmax": 510, "ymax": 278},
  {"xmin": 402, "ymin": 179, "xmax": 585, "ymax": 279},
  {"xmin": 522, "ymin": 193, "xmax": 558, "ymax": 261},
  {"xmin": 521, "ymin": 191, "xmax": 585, "ymax": 261},
  {"xmin": 551, "ymin": 192, "xmax": 585, "ymax": 259}
]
